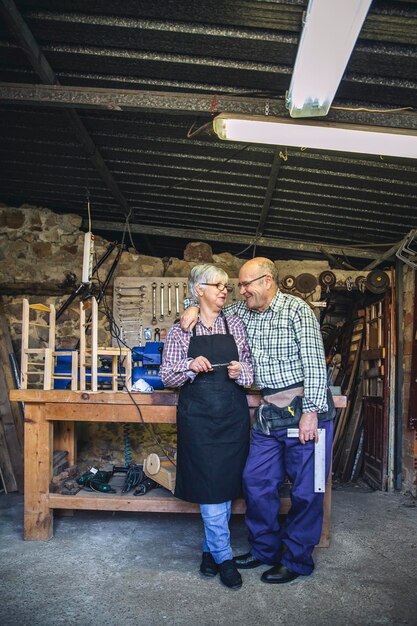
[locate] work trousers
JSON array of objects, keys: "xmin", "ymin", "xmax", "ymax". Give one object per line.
[
  {"xmin": 200, "ymin": 501, "xmax": 233, "ymax": 564},
  {"xmin": 242, "ymin": 420, "xmax": 333, "ymax": 575}
]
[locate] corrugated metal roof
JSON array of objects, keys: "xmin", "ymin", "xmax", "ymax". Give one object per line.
[{"xmin": 0, "ymin": 0, "xmax": 416, "ymax": 263}]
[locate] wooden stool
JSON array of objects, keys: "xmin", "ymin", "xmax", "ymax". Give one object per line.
[
  {"xmin": 80, "ymin": 297, "xmax": 132, "ymax": 391},
  {"xmin": 20, "ymin": 299, "xmax": 56, "ymax": 390},
  {"xmin": 50, "ymin": 350, "xmax": 79, "ymax": 391}
]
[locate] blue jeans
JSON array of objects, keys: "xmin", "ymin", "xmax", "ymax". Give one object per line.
[{"xmin": 200, "ymin": 501, "xmax": 233, "ymax": 564}]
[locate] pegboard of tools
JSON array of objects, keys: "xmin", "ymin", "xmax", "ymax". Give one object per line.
[{"xmin": 113, "ymin": 277, "xmax": 244, "ymax": 348}]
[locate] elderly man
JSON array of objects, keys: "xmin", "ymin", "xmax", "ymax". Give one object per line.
[{"xmin": 181, "ymin": 257, "xmax": 335, "ymax": 584}]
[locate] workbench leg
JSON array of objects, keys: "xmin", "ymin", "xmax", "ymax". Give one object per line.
[
  {"xmin": 317, "ymin": 472, "xmax": 332, "ymax": 548},
  {"xmin": 24, "ymin": 404, "xmax": 53, "ymax": 540},
  {"xmin": 53, "ymin": 421, "xmax": 76, "ymax": 517}
]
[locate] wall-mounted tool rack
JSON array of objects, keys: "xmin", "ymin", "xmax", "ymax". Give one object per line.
[{"xmin": 113, "ymin": 277, "xmax": 244, "ymax": 348}]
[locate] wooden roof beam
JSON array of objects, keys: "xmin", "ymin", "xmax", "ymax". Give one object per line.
[
  {"xmin": 88, "ymin": 219, "xmax": 386, "ymax": 261},
  {"xmin": 256, "ymin": 150, "xmax": 282, "ymax": 239},
  {"xmin": 0, "ymin": 82, "xmax": 416, "ymax": 131}
]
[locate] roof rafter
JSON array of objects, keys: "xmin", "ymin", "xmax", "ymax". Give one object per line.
[
  {"xmin": 0, "ymin": 82, "xmax": 416, "ymax": 131},
  {"xmin": 88, "ymin": 219, "xmax": 386, "ymax": 261}
]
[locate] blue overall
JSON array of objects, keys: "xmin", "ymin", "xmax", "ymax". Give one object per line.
[{"xmin": 242, "ymin": 419, "xmax": 333, "ymax": 575}]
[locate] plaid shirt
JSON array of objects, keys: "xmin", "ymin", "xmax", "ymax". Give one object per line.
[
  {"xmin": 160, "ymin": 312, "xmax": 254, "ymax": 388},
  {"xmin": 184, "ymin": 291, "xmax": 328, "ymax": 413}
]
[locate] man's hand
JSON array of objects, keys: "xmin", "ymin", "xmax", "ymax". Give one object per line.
[
  {"xmin": 298, "ymin": 412, "xmax": 318, "ymax": 444},
  {"xmin": 180, "ymin": 306, "xmax": 199, "ymax": 332},
  {"xmin": 189, "ymin": 355, "xmax": 212, "ymax": 374},
  {"xmin": 227, "ymin": 360, "xmax": 241, "ymax": 380}
]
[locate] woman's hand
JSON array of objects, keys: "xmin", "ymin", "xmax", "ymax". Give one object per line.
[
  {"xmin": 189, "ymin": 355, "xmax": 212, "ymax": 373},
  {"xmin": 227, "ymin": 360, "xmax": 241, "ymax": 379}
]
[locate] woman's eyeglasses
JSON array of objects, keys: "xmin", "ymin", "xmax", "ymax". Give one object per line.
[{"xmin": 201, "ymin": 282, "xmax": 233, "ymax": 293}]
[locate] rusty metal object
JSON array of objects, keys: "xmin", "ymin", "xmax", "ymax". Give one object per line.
[{"xmin": 295, "ymin": 273, "xmax": 318, "ymax": 293}]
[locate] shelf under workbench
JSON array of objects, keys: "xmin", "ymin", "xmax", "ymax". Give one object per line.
[{"xmin": 10, "ymin": 389, "xmax": 346, "ymax": 545}]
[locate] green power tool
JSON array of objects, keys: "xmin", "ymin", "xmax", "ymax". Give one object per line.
[{"xmin": 77, "ymin": 469, "xmax": 116, "ymax": 493}]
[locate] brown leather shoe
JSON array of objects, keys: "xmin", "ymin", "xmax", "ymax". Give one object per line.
[
  {"xmin": 234, "ymin": 552, "xmax": 266, "ymax": 569},
  {"xmin": 261, "ymin": 564, "xmax": 300, "ymax": 584}
]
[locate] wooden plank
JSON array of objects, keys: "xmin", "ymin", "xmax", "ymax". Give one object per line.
[
  {"xmin": 0, "ymin": 418, "xmax": 18, "ymax": 492},
  {"xmin": 44, "ymin": 404, "xmax": 178, "ymax": 422},
  {"xmin": 24, "ymin": 404, "xmax": 53, "ymax": 540},
  {"xmin": 48, "ymin": 492, "xmax": 290, "ymax": 515},
  {"xmin": 9, "ymin": 389, "xmax": 346, "ymax": 408},
  {"xmin": 362, "ymin": 348, "xmax": 385, "ymax": 360},
  {"xmin": 335, "ymin": 368, "xmax": 364, "ymax": 478},
  {"xmin": 0, "ymin": 312, "xmax": 24, "ymax": 447},
  {"xmin": 0, "ymin": 313, "xmax": 23, "ymax": 491}
]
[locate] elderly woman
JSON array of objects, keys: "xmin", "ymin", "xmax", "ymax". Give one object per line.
[{"xmin": 160, "ymin": 264, "xmax": 253, "ymax": 590}]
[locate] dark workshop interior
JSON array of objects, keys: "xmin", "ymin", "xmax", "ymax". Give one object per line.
[{"xmin": 0, "ymin": 2, "xmax": 416, "ymax": 625}]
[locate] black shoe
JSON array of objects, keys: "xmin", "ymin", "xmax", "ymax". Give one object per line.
[
  {"xmin": 218, "ymin": 559, "xmax": 243, "ymax": 589},
  {"xmin": 261, "ymin": 564, "xmax": 300, "ymax": 584},
  {"xmin": 234, "ymin": 552, "xmax": 265, "ymax": 569},
  {"xmin": 199, "ymin": 552, "xmax": 218, "ymax": 577}
]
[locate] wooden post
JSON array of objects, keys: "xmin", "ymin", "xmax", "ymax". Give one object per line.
[
  {"xmin": 319, "ymin": 469, "xmax": 332, "ymax": 547},
  {"xmin": 91, "ymin": 298, "xmax": 98, "ymax": 392},
  {"xmin": 54, "ymin": 421, "xmax": 76, "ymax": 466},
  {"xmin": 24, "ymin": 404, "xmax": 53, "ymax": 540}
]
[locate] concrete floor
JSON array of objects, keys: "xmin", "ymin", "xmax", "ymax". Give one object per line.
[{"xmin": 0, "ymin": 485, "xmax": 416, "ymax": 626}]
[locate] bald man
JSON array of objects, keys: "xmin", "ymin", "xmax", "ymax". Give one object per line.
[{"xmin": 181, "ymin": 257, "xmax": 335, "ymax": 584}]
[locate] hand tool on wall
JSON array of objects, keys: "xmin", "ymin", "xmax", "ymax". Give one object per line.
[
  {"xmin": 174, "ymin": 282, "xmax": 180, "ymax": 321},
  {"xmin": 116, "ymin": 291, "xmax": 145, "ymax": 299},
  {"xmin": 119, "ymin": 317, "xmax": 142, "ymax": 323},
  {"xmin": 154, "ymin": 327, "xmax": 161, "ymax": 341},
  {"xmin": 159, "ymin": 283, "xmax": 165, "ymax": 322},
  {"xmin": 122, "ymin": 328, "xmax": 142, "ymax": 342},
  {"xmin": 151, "ymin": 282, "xmax": 157, "ymax": 325},
  {"xmin": 116, "ymin": 285, "xmax": 146, "ymax": 294},
  {"xmin": 118, "ymin": 305, "xmax": 143, "ymax": 311},
  {"xmin": 183, "ymin": 282, "xmax": 187, "ymax": 300},
  {"xmin": 167, "ymin": 283, "xmax": 172, "ymax": 317}
]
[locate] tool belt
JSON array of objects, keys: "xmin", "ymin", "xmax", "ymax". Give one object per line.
[
  {"xmin": 254, "ymin": 385, "xmax": 336, "ymax": 434},
  {"xmin": 254, "ymin": 386, "xmax": 304, "ymax": 434}
]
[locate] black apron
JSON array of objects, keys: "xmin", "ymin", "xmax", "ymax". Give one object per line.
[{"xmin": 175, "ymin": 318, "xmax": 250, "ymax": 504}]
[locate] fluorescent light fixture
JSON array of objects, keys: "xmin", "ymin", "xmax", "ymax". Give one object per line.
[
  {"xmin": 286, "ymin": 0, "xmax": 372, "ymax": 118},
  {"xmin": 213, "ymin": 113, "xmax": 417, "ymax": 159}
]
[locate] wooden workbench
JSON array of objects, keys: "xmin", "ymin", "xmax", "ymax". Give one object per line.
[{"xmin": 9, "ymin": 389, "xmax": 346, "ymax": 545}]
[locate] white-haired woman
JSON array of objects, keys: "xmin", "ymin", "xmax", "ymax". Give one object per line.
[{"xmin": 160, "ymin": 264, "xmax": 253, "ymax": 590}]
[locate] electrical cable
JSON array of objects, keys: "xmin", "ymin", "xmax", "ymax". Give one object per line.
[{"xmin": 93, "ymin": 263, "xmax": 177, "ymax": 467}]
